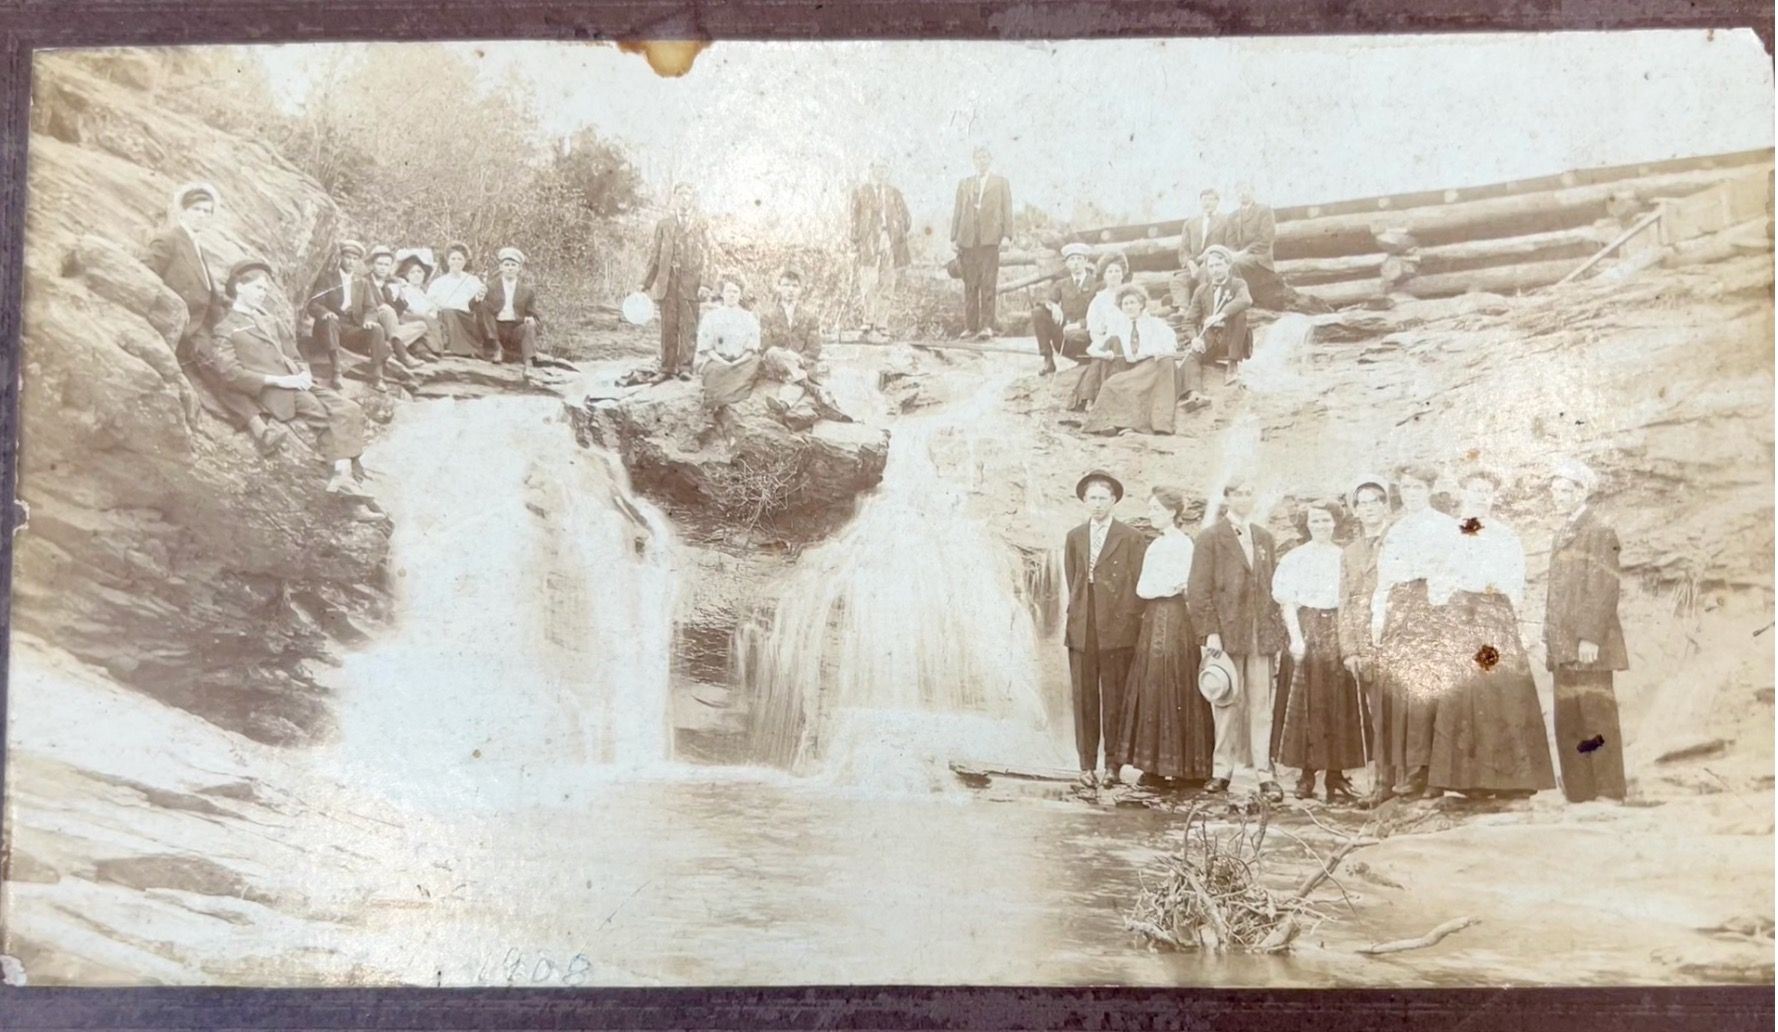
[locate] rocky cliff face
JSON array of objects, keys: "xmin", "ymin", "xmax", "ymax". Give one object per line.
[{"xmin": 16, "ymin": 52, "xmax": 389, "ymax": 745}]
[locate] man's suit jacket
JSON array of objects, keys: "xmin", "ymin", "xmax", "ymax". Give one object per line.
[
  {"xmin": 480, "ymin": 275, "xmax": 543, "ymax": 337},
  {"xmin": 851, "ymin": 182, "xmax": 913, "ymax": 267},
  {"xmin": 1543, "ymin": 507, "xmax": 1629, "ymax": 672},
  {"xmin": 144, "ymin": 223, "xmax": 218, "ymax": 334},
  {"xmin": 950, "ymin": 173, "xmax": 1012, "ymax": 249},
  {"xmin": 204, "ymin": 308, "xmax": 308, "ymax": 421},
  {"xmin": 1046, "ymin": 272, "xmax": 1098, "ymax": 324},
  {"xmin": 1187, "ymin": 516, "xmax": 1287, "ymax": 655},
  {"xmin": 1225, "ymin": 203, "xmax": 1277, "ymax": 269},
  {"xmin": 1177, "ymin": 213, "xmax": 1230, "ymax": 266},
  {"xmin": 760, "ymin": 301, "xmax": 822, "ymax": 361},
  {"xmin": 1181, "ymin": 277, "xmax": 1254, "ymax": 362},
  {"xmin": 642, "ymin": 214, "xmax": 710, "ymax": 302},
  {"xmin": 1064, "ymin": 518, "xmax": 1147, "ymax": 652},
  {"xmin": 305, "ymin": 266, "xmax": 381, "ymax": 326}
]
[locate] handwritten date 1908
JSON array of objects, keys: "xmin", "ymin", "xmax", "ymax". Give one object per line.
[{"xmin": 476, "ymin": 947, "xmax": 594, "ymax": 986}]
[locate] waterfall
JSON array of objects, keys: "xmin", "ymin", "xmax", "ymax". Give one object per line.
[
  {"xmin": 737, "ymin": 374, "xmax": 1072, "ymax": 790},
  {"xmin": 326, "ymin": 395, "xmax": 677, "ymax": 806}
]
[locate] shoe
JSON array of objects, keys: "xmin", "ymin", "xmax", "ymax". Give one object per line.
[
  {"xmin": 368, "ymin": 379, "xmax": 388, "ymax": 394},
  {"xmin": 325, "ymin": 473, "xmax": 373, "ymax": 498},
  {"xmin": 975, "ymin": 329, "xmax": 993, "ymax": 341},
  {"xmin": 1294, "ymin": 774, "xmax": 1316, "ymax": 800},
  {"xmin": 1181, "ymin": 394, "xmax": 1211, "ymax": 413},
  {"xmin": 1259, "ymin": 781, "xmax": 1285, "ymax": 804},
  {"xmin": 1076, "ymin": 770, "xmax": 1098, "ymax": 789},
  {"xmin": 1395, "ymin": 771, "xmax": 1430, "ymax": 800},
  {"xmin": 1202, "ymin": 777, "xmax": 1230, "ymax": 795},
  {"xmin": 956, "ymin": 329, "xmax": 975, "ymax": 341},
  {"xmin": 249, "ymin": 422, "xmax": 289, "ymax": 456},
  {"xmin": 1355, "ymin": 786, "xmax": 1395, "ymax": 810},
  {"xmin": 328, "ymin": 375, "xmax": 344, "ymax": 390},
  {"xmin": 1325, "ymin": 778, "xmax": 1357, "ymax": 804},
  {"xmin": 676, "ymin": 371, "xmax": 692, "ymax": 382},
  {"xmin": 1041, "ymin": 359, "xmax": 1058, "ymax": 375}
]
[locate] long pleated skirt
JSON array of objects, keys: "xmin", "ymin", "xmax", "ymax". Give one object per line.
[
  {"xmin": 1083, "ymin": 357, "xmax": 1179, "ymax": 435},
  {"xmin": 1115, "ymin": 595, "xmax": 1214, "ymax": 780},
  {"xmin": 1378, "ymin": 580, "xmax": 1468, "ymax": 780},
  {"xmin": 1277, "ymin": 607, "xmax": 1367, "ymax": 774},
  {"xmin": 1425, "ymin": 591, "xmax": 1557, "ymax": 793}
]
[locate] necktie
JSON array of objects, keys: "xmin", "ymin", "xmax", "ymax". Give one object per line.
[
  {"xmin": 977, "ymin": 176, "xmax": 988, "ymax": 206},
  {"xmin": 1129, "ymin": 322, "xmax": 1140, "ymax": 356},
  {"xmin": 1089, "ymin": 522, "xmax": 1107, "ymax": 582}
]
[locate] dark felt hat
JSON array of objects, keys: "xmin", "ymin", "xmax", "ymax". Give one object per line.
[
  {"xmin": 224, "ymin": 258, "xmax": 274, "ymax": 298},
  {"xmin": 1075, "ymin": 469, "xmax": 1124, "ymax": 502}
]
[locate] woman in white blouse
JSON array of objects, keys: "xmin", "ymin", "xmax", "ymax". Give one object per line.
[
  {"xmin": 1082, "ymin": 286, "xmax": 1184, "ymax": 436},
  {"xmin": 424, "ymin": 243, "xmax": 488, "ymax": 357},
  {"xmin": 1114, "ymin": 487, "xmax": 1216, "ymax": 786},
  {"xmin": 1066, "ymin": 255, "xmax": 1130, "ymax": 412},
  {"xmin": 695, "ymin": 275, "xmax": 763, "ymax": 409},
  {"xmin": 1273, "ymin": 500, "xmax": 1368, "ymax": 802},
  {"xmin": 1423, "ymin": 469, "xmax": 1557, "ymax": 800},
  {"xmin": 1368, "ymin": 463, "xmax": 1463, "ymax": 800}
]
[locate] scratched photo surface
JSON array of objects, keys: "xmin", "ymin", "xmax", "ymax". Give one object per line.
[{"xmin": 3, "ymin": 33, "xmax": 1772, "ymax": 987}]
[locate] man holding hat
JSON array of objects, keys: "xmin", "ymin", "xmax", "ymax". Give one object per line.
[
  {"xmin": 641, "ymin": 183, "xmax": 711, "ymax": 381},
  {"xmin": 207, "ymin": 258, "xmax": 376, "ymax": 508},
  {"xmin": 1342, "ymin": 474, "xmax": 1397, "ymax": 808},
  {"xmin": 1063, "ymin": 469, "xmax": 1147, "ymax": 787},
  {"xmin": 1544, "ymin": 458, "xmax": 1629, "ymax": 803},
  {"xmin": 1188, "ymin": 475, "xmax": 1288, "ymax": 800},
  {"xmin": 305, "ymin": 239, "xmax": 396, "ymax": 392},
  {"xmin": 481, "ymin": 246, "xmax": 542, "ymax": 381},
  {"xmin": 1031, "ymin": 243, "xmax": 1098, "ymax": 375}
]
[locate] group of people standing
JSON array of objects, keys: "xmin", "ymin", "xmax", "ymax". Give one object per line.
[{"xmin": 1063, "ymin": 461, "xmax": 1629, "ymax": 808}]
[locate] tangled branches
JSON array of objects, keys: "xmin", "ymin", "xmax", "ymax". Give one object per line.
[
  {"xmin": 705, "ymin": 446, "xmax": 811, "ymax": 531},
  {"xmin": 1124, "ymin": 802, "xmax": 1335, "ymax": 953}
]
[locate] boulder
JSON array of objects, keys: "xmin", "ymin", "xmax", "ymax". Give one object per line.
[
  {"xmin": 573, "ymin": 378, "xmax": 890, "ymax": 541},
  {"xmin": 14, "ymin": 54, "xmax": 385, "ymax": 745}
]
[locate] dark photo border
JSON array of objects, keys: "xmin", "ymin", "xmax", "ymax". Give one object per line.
[{"xmin": 0, "ymin": 3, "xmax": 1772, "ymax": 1029}]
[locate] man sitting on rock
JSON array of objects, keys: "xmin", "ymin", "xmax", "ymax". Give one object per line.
[
  {"xmin": 365, "ymin": 244, "xmax": 424, "ymax": 375},
  {"xmin": 305, "ymin": 239, "xmax": 397, "ymax": 392},
  {"xmin": 759, "ymin": 268, "xmax": 850, "ymax": 423},
  {"xmin": 480, "ymin": 246, "xmax": 542, "ymax": 383},
  {"xmin": 209, "ymin": 258, "xmax": 379, "ymax": 512},
  {"xmin": 1031, "ymin": 242, "xmax": 1098, "ymax": 374},
  {"xmin": 1178, "ymin": 245, "xmax": 1251, "ymax": 392}
]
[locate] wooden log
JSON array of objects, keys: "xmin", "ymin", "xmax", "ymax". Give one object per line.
[
  {"xmin": 1276, "ymin": 252, "xmax": 1390, "ymax": 284},
  {"xmin": 1399, "ymin": 256, "xmax": 1580, "ymax": 298},
  {"xmin": 1662, "ymin": 217, "xmax": 1774, "ymax": 268},
  {"xmin": 1379, "ymin": 255, "xmax": 1420, "ymax": 286},
  {"xmin": 1357, "ymin": 916, "xmax": 1479, "ymax": 956},
  {"xmin": 1295, "ymin": 277, "xmax": 1389, "ymax": 308},
  {"xmin": 997, "ymin": 268, "xmax": 1064, "ymax": 294},
  {"xmin": 1414, "ymin": 222, "xmax": 1618, "ymax": 275},
  {"xmin": 1374, "ymin": 229, "xmax": 1418, "ymax": 254}
]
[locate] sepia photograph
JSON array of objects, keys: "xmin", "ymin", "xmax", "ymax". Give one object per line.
[{"xmin": 1, "ymin": 30, "xmax": 1773, "ymax": 990}]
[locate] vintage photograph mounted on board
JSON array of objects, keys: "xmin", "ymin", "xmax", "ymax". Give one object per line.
[{"xmin": 2, "ymin": 32, "xmax": 1772, "ymax": 987}]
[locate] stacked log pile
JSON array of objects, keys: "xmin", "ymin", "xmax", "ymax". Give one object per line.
[{"xmin": 1004, "ymin": 149, "xmax": 1773, "ymax": 317}]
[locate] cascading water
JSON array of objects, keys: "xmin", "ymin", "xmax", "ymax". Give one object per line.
[
  {"xmin": 325, "ymin": 395, "xmax": 677, "ymax": 806},
  {"xmin": 736, "ymin": 374, "xmax": 1073, "ymax": 789}
]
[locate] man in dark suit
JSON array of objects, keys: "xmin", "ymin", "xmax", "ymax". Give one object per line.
[
  {"xmin": 207, "ymin": 259, "xmax": 377, "ymax": 513},
  {"xmin": 641, "ymin": 183, "xmax": 711, "ymax": 381},
  {"xmin": 949, "ymin": 146, "xmax": 1012, "ymax": 341},
  {"xmin": 1179, "ymin": 246, "xmax": 1254, "ymax": 392},
  {"xmin": 143, "ymin": 182, "xmax": 221, "ymax": 365},
  {"xmin": 1064, "ymin": 470, "xmax": 1147, "ymax": 787},
  {"xmin": 1226, "ymin": 181, "xmax": 1312, "ymax": 312},
  {"xmin": 1031, "ymin": 243, "xmax": 1098, "ymax": 374},
  {"xmin": 851, "ymin": 160, "xmax": 912, "ymax": 341},
  {"xmin": 305, "ymin": 239, "xmax": 396, "ymax": 392},
  {"xmin": 1544, "ymin": 459, "xmax": 1629, "ymax": 803},
  {"xmin": 1188, "ymin": 476, "xmax": 1287, "ymax": 800},
  {"xmin": 1169, "ymin": 188, "xmax": 1230, "ymax": 311},
  {"xmin": 481, "ymin": 246, "xmax": 542, "ymax": 383}
]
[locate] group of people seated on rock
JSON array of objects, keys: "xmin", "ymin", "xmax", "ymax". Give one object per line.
[
  {"xmin": 1064, "ymin": 458, "xmax": 1629, "ymax": 810},
  {"xmin": 1041, "ymin": 245, "xmax": 1251, "ymax": 436},
  {"xmin": 142, "ymin": 181, "xmax": 547, "ymax": 514}
]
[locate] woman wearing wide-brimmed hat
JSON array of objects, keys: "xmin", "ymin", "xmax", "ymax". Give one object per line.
[
  {"xmin": 1066, "ymin": 253, "xmax": 1132, "ymax": 413},
  {"xmin": 1273, "ymin": 498, "xmax": 1367, "ymax": 802},
  {"xmin": 425, "ymin": 242, "xmax": 489, "ymax": 357},
  {"xmin": 1114, "ymin": 486, "xmax": 1214, "ymax": 787},
  {"xmin": 1081, "ymin": 284, "xmax": 1183, "ymax": 436},
  {"xmin": 391, "ymin": 249, "xmax": 444, "ymax": 363}
]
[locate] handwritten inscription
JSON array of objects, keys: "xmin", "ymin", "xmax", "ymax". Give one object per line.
[{"xmin": 476, "ymin": 947, "xmax": 594, "ymax": 986}]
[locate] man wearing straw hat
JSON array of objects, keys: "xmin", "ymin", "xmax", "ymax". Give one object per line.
[
  {"xmin": 482, "ymin": 246, "xmax": 543, "ymax": 383},
  {"xmin": 1031, "ymin": 243, "xmax": 1097, "ymax": 375},
  {"xmin": 305, "ymin": 238, "xmax": 395, "ymax": 392},
  {"xmin": 1342, "ymin": 474, "xmax": 1397, "ymax": 808},
  {"xmin": 641, "ymin": 183, "xmax": 711, "ymax": 381},
  {"xmin": 1545, "ymin": 457, "xmax": 1629, "ymax": 803},
  {"xmin": 1063, "ymin": 469, "xmax": 1147, "ymax": 788}
]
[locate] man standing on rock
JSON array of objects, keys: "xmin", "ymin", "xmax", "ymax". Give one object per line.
[
  {"xmin": 851, "ymin": 159, "xmax": 911, "ymax": 342},
  {"xmin": 209, "ymin": 259, "xmax": 379, "ymax": 515},
  {"xmin": 1169, "ymin": 187, "xmax": 1229, "ymax": 311},
  {"xmin": 305, "ymin": 240, "xmax": 396, "ymax": 393},
  {"xmin": 1064, "ymin": 470, "xmax": 1146, "ymax": 788},
  {"xmin": 1544, "ymin": 458, "xmax": 1629, "ymax": 803},
  {"xmin": 1188, "ymin": 476, "xmax": 1287, "ymax": 801},
  {"xmin": 641, "ymin": 183, "xmax": 711, "ymax": 382},
  {"xmin": 949, "ymin": 145, "xmax": 1012, "ymax": 341}
]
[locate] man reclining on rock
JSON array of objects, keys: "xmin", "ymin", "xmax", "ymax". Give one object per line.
[
  {"xmin": 205, "ymin": 258, "xmax": 381, "ymax": 514},
  {"xmin": 758, "ymin": 267, "xmax": 852, "ymax": 423}
]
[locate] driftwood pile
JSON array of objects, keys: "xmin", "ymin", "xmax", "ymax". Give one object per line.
[{"xmin": 1006, "ymin": 148, "xmax": 1772, "ymax": 314}]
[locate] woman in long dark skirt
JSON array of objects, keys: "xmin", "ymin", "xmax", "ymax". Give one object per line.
[
  {"xmin": 1371, "ymin": 464, "xmax": 1464, "ymax": 799},
  {"xmin": 1116, "ymin": 487, "xmax": 1214, "ymax": 786},
  {"xmin": 1424, "ymin": 469, "xmax": 1556, "ymax": 798},
  {"xmin": 1274, "ymin": 499, "xmax": 1368, "ymax": 801},
  {"xmin": 1067, "ymin": 254, "xmax": 1131, "ymax": 412}
]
